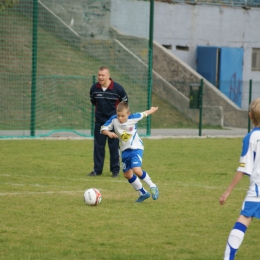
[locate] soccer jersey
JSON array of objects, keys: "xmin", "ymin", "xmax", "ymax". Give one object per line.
[
  {"xmin": 237, "ymin": 127, "xmax": 260, "ymax": 202},
  {"xmin": 101, "ymin": 112, "xmax": 147, "ymax": 152}
]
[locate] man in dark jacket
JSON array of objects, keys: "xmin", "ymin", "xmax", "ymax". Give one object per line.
[{"xmin": 88, "ymin": 66, "xmax": 128, "ymax": 177}]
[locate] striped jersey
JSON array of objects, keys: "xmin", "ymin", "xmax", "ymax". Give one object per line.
[
  {"xmin": 101, "ymin": 112, "xmax": 147, "ymax": 151},
  {"xmin": 237, "ymin": 127, "xmax": 260, "ymax": 201}
]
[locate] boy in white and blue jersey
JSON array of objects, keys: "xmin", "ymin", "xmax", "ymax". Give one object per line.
[
  {"xmin": 219, "ymin": 98, "xmax": 260, "ymax": 260},
  {"xmin": 101, "ymin": 102, "xmax": 159, "ymax": 203}
]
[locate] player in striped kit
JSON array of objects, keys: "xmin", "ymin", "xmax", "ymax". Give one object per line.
[
  {"xmin": 219, "ymin": 98, "xmax": 260, "ymax": 259},
  {"xmin": 101, "ymin": 101, "xmax": 159, "ymax": 202}
]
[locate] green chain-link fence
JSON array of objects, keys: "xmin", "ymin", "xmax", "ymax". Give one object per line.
[{"xmin": 0, "ymin": 0, "xmax": 153, "ymax": 138}]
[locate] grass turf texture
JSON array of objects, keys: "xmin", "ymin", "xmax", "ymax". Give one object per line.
[{"xmin": 1, "ymin": 138, "xmax": 259, "ymax": 260}]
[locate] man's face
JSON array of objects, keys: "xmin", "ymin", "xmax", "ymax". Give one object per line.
[{"xmin": 98, "ymin": 69, "xmax": 110, "ymax": 87}]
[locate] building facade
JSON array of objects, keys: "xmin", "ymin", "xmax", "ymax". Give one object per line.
[{"xmin": 111, "ymin": 1, "xmax": 260, "ymax": 109}]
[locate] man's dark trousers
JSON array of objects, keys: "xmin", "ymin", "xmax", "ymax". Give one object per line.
[{"xmin": 93, "ymin": 121, "xmax": 120, "ymax": 175}]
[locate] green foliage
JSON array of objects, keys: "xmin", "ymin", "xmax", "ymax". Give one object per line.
[
  {"xmin": 0, "ymin": 0, "xmax": 19, "ymax": 10},
  {"xmin": 1, "ymin": 137, "xmax": 257, "ymax": 260}
]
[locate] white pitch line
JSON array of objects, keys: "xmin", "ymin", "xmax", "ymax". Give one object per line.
[
  {"xmin": 0, "ymin": 180, "xmax": 247, "ymax": 197},
  {"xmin": 2, "ymin": 182, "xmax": 77, "ymax": 189},
  {"xmin": 1, "ymin": 173, "xmax": 248, "ymax": 197},
  {"xmin": 0, "ymin": 190, "xmax": 85, "ymax": 196},
  {"xmin": 1, "ymin": 173, "xmax": 246, "ymax": 191},
  {"xmin": 0, "ymin": 174, "xmax": 84, "ymax": 181},
  {"xmin": 0, "ymin": 173, "xmax": 127, "ymax": 183}
]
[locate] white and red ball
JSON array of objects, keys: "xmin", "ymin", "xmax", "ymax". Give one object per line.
[{"xmin": 83, "ymin": 188, "xmax": 102, "ymax": 206}]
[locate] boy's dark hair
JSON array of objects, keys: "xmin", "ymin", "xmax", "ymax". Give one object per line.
[{"xmin": 117, "ymin": 102, "xmax": 129, "ymax": 112}]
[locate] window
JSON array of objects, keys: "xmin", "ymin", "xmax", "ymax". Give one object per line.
[
  {"xmin": 176, "ymin": 45, "xmax": 189, "ymax": 51},
  {"xmin": 252, "ymin": 48, "xmax": 260, "ymax": 71},
  {"xmin": 162, "ymin": 44, "xmax": 172, "ymax": 50}
]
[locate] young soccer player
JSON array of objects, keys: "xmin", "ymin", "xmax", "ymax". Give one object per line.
[
  {"xmin": 101, "ymin": 102, "xmax": 159, "ymax": 203},
  {"xmin": 219, "ymin": 97, "xmax": 260, "ymax": 260}
]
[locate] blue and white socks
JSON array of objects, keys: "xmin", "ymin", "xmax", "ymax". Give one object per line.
[
  {"xmin": 128, "ymin": 174, "xmax": 147, "ymax": 195},
  {"xmin": 128, "ymin": 170, "xmax": 155, "ymax": 195},
  {"xmin": 224, "ymin": 222, "xmax": 247, "ymax": 260},
  {"xmin": 139, "ymin": 170, "xmax": 156, "ymax": 188}
]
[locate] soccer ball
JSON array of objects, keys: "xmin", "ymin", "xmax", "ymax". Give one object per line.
[{"xmin": 83, "ymin": 188, "xmax": 102, "ymax": 206}]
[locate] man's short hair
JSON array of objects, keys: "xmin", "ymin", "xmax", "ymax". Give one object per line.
[{"xmin": 99, "ymin": 66, "xmax": 109, "ymax": 71}]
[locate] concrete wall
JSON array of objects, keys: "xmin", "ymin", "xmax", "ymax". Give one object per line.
[
  {"xmin": 114, "ymin": 26, "xmax": 246, "ymax": 127},
  {"xmin": 152, "ymin": 41, "xmax": 248, "ymax": 127},
  {"xmin": 110, "ymin": 1, "xmax": 260, "ymax": 110},
  {"xmin": 41, "ymin": 0, "xmax": 111, "ymax": 39}
]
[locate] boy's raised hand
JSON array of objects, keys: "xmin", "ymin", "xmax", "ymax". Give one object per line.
[
  {"xmin": 145, "ymin": 107, "xmax": 158, "ymax": 116},
  {"xmin": 150, "ymin": 107, "xmax": 158, "ymax": 112}
]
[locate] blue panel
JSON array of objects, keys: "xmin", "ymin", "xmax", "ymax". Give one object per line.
[
  {"xmin": 219, "ymin": 47, "xmax": 244, "ymax": 107},
  {"xmin": 196, "ymin": 46, "xmax": 218, "ymax": 86}
]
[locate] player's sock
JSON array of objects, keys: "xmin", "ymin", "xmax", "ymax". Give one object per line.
[
  {"xmin": 139, "ymin": 170, "xmax": 156, "ymax": 188},
  {"xmin": 128, "ymin": 174, "xmax": 147, "ymax": 195},
  {"xmin": 223, "ymin": 222, "xmax": 247, "ymax": 260}
]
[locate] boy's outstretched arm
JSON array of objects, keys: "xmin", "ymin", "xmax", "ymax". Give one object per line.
[
  {"xmin": 143, "ymin": 107, "xmax": 158, "ymax": 116},
  {"xmin": 101, "ymin": 129, "xmax": 118, "ymax": 138},
  {"xmin": 219, "ymin": 171, "xmax": 244, "ymax": 205}
]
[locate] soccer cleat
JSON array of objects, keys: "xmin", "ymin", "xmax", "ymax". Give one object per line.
[
  {"xmin": 150, "ymin": 186, "xmax": 159, "ymax": 200},
  {"xmin": 112, "ymin": 172, "xmax": 119, "ymax": 178},
  {"xmin": 135, "ymin": 192, "xmax": 150, "ymax": 203},
  {"xmin": 87, "ymin": 171, "xmax": 99, "ymax": 177}
]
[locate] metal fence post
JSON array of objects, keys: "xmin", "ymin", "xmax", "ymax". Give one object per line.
[
  {"xmin": 198, "ymin": 79, "xmax": 204, "ymax": 136},
  {"xmin": 248, "ymin": 79, "xmax": 252, "ymax": 133},
  {"xmin": 147, "ymin": 0, "xmax": 154, "ymax": 136},
  {"xmin": 30, "ymin": 0, "xmax": 38, "ymax": 137}
]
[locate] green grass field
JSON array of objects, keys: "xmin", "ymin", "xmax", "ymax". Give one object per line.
[{"xmin": 1, "ymin": 138, "xmax": 259, "ymax": 260}]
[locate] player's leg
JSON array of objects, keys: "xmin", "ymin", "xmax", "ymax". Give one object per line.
[
  {"xmin": 108, "ymin": 135, "xmax": 120, "ymax": 177},
  {"xmin": 124, "ymin": 169, "xmax": 146, "ymax": 195},
  {"xmin": 91, "ymin": 121, "xmax": 106, "ymax": 175},
  {"xmin": 122, "ymin": 151, "xmax": 150, "ymax": 202},
  {"xmin": 135, "ymin": 169, "xmax": 159, "ymax": 200},
  {"xmin": 223, "ymin": 207, "xmax": 253, "ymax": 260},
  {"xmin": 223, "ymin": 216, "xmax": 251, "ymax": 260},
  {"xmin": 132, "ymin": 149, "xmax": 159, "ymax": 200},
  {"xmin": 124, "ymin": 169, "xmax": 150, "ymax": 202}
]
